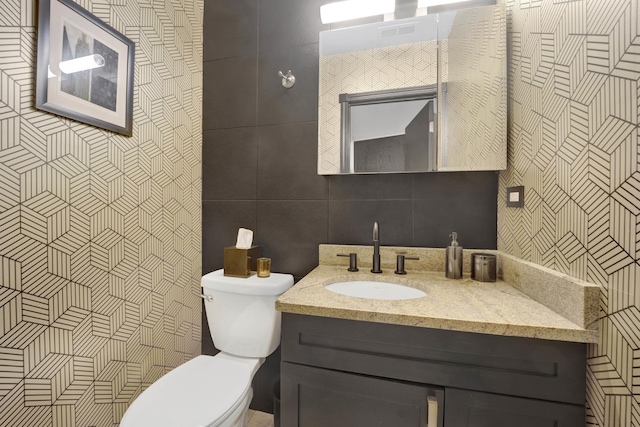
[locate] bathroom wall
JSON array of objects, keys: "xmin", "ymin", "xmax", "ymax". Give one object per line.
[
  {"xmin": 0, "ymin": 0, "xmax": 203, "ymax": 426},
  {"xmin": 202, "ymin": 0, "xmax": 499, "ymax": 413},
  {"xmin": 497, "ymin": 0, "xmax": 640, "ymax": 425}
]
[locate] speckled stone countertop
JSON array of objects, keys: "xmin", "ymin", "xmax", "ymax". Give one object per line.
[{"xmin": 275, "ymin": 245, "xmax": 600, "ymax": 343}]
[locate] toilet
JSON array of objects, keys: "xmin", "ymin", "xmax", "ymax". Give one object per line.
[{"xmin": 119, "ymin": 269, "xmax": 293, "ymax": 427}]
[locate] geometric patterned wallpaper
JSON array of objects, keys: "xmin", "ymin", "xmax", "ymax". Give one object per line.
[
  {"xmin": 0, "ymin": 0, "xmax": 203, "ymax": 425},
  {"xmin": 318, "ymin": 40, "xmax": 438, "ymax": 174},
  {"xmin": 439, "ymin": 3, "xmax": 507, "ymax": 171},
  {"xmin": 497, "ymin": 0, "xmax": 639, "ymax": 425}
]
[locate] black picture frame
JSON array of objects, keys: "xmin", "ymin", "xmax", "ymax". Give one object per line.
[{"xmin": 36, "ymin": 0, "xmax": 135, "ymax": 136}]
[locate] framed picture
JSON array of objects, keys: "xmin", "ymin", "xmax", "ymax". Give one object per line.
[{"xmin": 36, "ymin": 0, "xmax": 135, "ymax": 136}]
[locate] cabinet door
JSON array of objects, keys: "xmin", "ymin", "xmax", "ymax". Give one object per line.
[
  {"xmin": 281, "ymin": 362, "xmax": 444, "ymax": 427},
  {"xmin": 445, "ymin": 388, "xmax": 585, "ymax": 427}
]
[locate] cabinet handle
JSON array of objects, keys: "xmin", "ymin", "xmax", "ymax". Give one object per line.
[{"xmin": 427, "ymin": 396, "xmax": 438, "ymax": 427}]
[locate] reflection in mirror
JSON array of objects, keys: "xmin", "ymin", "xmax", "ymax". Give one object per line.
[
  {"xmin": 340, "ymin": 86, "xmax": 437, "ymax": 173},
  {"xmin": 318, "ymin": 14, "xmax": 439, "ymax": 175},
  {"xmin": 317, "ymin": 2, "xmax": 506, "ymax": 175},
  {"xmin": 438, "ymin": 4, "xmax": 506, "ymax": 171}
]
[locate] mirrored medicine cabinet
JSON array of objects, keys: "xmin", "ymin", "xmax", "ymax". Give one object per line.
[{"xmin": 317, "ymin": 3, "xmax": 506, "ymax": 175}]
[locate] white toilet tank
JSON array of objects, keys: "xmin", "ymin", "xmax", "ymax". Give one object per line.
[{"xmin": 202, "ymin": 270, "xmax": 293, "ymax": 358}]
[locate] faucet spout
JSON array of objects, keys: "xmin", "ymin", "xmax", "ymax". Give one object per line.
[{"xmin": 371, "ymin": 221, "xmax": 382, "ymax": 273}]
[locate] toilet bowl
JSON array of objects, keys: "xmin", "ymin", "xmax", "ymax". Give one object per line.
[{"xmin": 119, "ymin": 270, "xmax": 293, "ymax": 427}]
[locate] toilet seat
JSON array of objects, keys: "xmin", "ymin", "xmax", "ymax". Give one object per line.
[{"xmin": 120, "ymin": 355, "xmax": 260, "ymax": 427}]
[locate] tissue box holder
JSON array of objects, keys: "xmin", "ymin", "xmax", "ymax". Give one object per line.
[{"xmin": 224, "ymin": 246, "xmax": 261, "ymax": 278}]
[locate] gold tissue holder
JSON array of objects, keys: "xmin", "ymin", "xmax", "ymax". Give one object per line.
[{"xmin": 224, "ymin": 246, "xmax": 261, "ymax": 278}]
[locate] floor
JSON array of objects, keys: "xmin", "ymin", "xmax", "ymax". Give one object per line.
[{"xmin": 247, "ymin": 410, "xmax": 275, "ymax": 427}]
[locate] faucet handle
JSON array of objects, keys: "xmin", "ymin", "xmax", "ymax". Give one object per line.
[
  {"xmin": 395, "ymin": 254, "xmax": 419, "ymax": 275},
  {"xmin": 337, "ymin": 253, "xmax": 359, "ymax": 272}
]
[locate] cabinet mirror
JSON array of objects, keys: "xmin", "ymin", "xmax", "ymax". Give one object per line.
[{"xmin": 317, "ymin": 3, "xmax": 506, "ymax": 175}]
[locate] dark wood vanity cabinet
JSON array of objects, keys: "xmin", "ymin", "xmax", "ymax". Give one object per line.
[{"xmin": 280, "ymin": 313, "xmax": 587, "ymax": 427}]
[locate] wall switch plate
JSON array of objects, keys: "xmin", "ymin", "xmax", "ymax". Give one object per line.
[{"xmin": 506, "ymin": 186, "xmax": 524, "ymax": 208}]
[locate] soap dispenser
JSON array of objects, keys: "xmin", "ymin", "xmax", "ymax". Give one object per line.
[{"xmin": 445, "ymin": 232, "xmax": 463, "ymax": 279}]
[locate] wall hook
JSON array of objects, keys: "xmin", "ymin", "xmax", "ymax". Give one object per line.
[{"xmin": 278, "ymin": 70, "xmax": 296, "ymax": 88}]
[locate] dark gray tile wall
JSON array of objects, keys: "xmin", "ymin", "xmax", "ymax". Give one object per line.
[
  {"xmin": 202, "ymin": 0, "xmax": 499, "ymax": 413},
  {"xmin": 257, "ymin": 122, "xmax": 327, "ymax": 199}
]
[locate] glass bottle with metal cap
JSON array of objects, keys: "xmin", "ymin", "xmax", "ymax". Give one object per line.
[{"xmin": 445, "ymin": 232, "xmax": 463, "ymax": 279}]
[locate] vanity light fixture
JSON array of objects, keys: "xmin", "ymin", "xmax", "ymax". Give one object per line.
[
  {"xmin": 417, "ymin": 0, "xmax": 471, "ymax": 7},
  {"xmin": 417, "ymin": 0, "xmax": 497, "ymax": 13},
  {"xmin": 58, "ymin": 53, "xmax": 105, "ymax": 74},
  {"xmin": 320, "ymin": 0, "xmax": 395, "ymax": 24}
]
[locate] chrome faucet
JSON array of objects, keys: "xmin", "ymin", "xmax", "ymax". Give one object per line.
[{"xmin": 371, "ymin": 221, "xmax": 382, "ymax": 273}]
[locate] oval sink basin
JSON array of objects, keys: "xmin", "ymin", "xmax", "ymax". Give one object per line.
[{"xmin": 325, "ymin": 281, "xmax": 426, "ymax": 300}]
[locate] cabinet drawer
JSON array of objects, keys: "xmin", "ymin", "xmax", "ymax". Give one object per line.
[
  {"xmin": 281, "ymin": 362, "xmax": 444, "ymax": 427},
  {"xmin": 281, "ymin": 313, "xmax": 586, "ymax": 405}
]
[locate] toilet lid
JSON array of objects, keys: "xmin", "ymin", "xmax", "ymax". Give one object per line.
[{"xmin": 120, "ymin": 355, "xmax": 252, "ymax": 427}]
